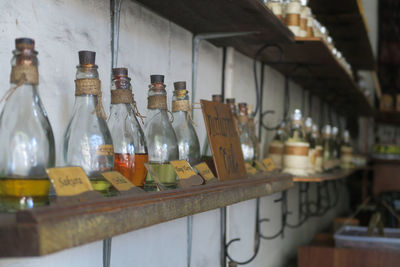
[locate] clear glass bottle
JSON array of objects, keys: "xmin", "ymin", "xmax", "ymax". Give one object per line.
[
  {"xmin": 201, "ymin": 94, "xmax": 223, "ymax": 175},
  {"xmin": 107, "ymin": 68, "xmax": 148, "ymax": 187},
  {"xmin": 226, "ymin": 98, "xmax": 238, "ymax": 133},
  {"xmin": 313, "ymin": 123, "xmax": 323, "ymax": 173},
  {"xmin": 0, "ymin": 38, "xmax": 55, "ymax": 211},
  {"xmin": 171, "ymin": 81, "xmax": 200, "ymax": 166},
  {"xmin": 304, "ymin": 117, "xmax": 313, "ymax": 143},
  {"xmin": 63, "ymin": 51, "xmax": 113, "ymax": 194},
  {"xmin": 322, "ymin": 124, "xmax": 333, "ymax": 171},
  {"xmin": 238, "ymin": 103, "xmax": 255, "ymax": 163},
  {"xmin": 144, "ymin": 75, "xmax": 179, "ymax": 190},
  {"xmin": 305, "ymin": 117, "xmax": 315, "ymax": 174},
  {"xmin": 268, "ymin": 121, "xmax": 287, "ymax": 170},
  {"xmin": 247, "ymin": 105, "xmax": 260, "ymax": 161},
  {"xmin": 288, "ymin": 109, "xmax": 305, "ymax": 142}
]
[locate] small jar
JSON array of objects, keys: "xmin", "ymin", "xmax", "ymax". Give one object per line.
[
  {"xmin": 285, "ymin": 0, "xmax": 302, "ymax": 37},
  {"xmin": 299, "ymin": 0, "xmax": 308, "ymax": 37},
  {"xmin": 267, "ymin": 0, "xmax": 284, "ymax": 21}
]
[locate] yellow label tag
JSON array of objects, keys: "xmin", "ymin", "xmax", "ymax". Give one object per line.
[
  {"xmin": 245, "ymin": 163, "xmax": 258, "ymax": 175},
  {"xmin": 46, "ymin": 167, "xmax": 93, "ymax": 196},
  {"xmin": 195, "ymin": 162, "xmax": 216, "ymax": 181},
  {"xmin": 254, "ymin": 160, "xmax": 268, "ymax": 172},
  {"xmin": 170, "ymin": 160, "xmax": 197, "ymax": 179},
  {"xmin": 96, "ymin": 144, "xmax": 114, "ymax": 156},
  {"xmin": 262, "ymin": 158, "xmax": 275, "ymax": 171},
  {"xmin": 101, "ymin": 171, "xmax": 134, "ymax": 191}
]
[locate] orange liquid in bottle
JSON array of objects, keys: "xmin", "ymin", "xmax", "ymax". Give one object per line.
[{"xmin": 114, "ymin": 153, "xmax": 148, "ymax": 186}]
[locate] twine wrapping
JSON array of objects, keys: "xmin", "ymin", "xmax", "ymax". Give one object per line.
[
  {"xmin": 148, "ymin": 95, "xmax": 167, "ymax": 110},
  {"xmin": 172, "ymin": 100, "xmax": 190, "ymax": 112},
  {"xmin": 10, "ymin": 65, "xmax": 38, "ymax": 85},
  {"xmin": 111, "ymin": 89, "xmax": 133, "ymax": 104},
  {"xmin": 75, "ymin": 78, "xmax": 107, "ymax": 119}
]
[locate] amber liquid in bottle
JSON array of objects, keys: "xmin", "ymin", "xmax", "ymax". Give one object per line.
[
  {"xmin": 114, "ymin": 153, "xmax": 148, "ymax": 186},
  {"xmin": 0, "ymin": 177, "xmax": 51, "ymax": 211}
]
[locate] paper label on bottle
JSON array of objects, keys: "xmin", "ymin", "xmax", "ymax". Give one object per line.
[
  {"xmin": 195, "ymin": 162, "xmax": 216, "ymax": 181},
  {"xmin": 245, "ymin": 163, "xmax": 258, "ymax": 175},
  {"xmin": 254, "ymin": 160, "xmax": 268, "ymax": 172},
  {"xmin": 96, "ymin": 145, "xmax": 114, "ymax": 156},
  {"xmin": 46, "ymin": 167, "xmax": 93, "ymax": 196},
  {"xmin": 262, "ymin": 158, "xmax": 276, "ymax": 171},
  {"xmin": 101, "ymin": 171, "xmax": 134, "ymax": 191},
  {"xmin": 170, "ymin": 160, "xmax": 197, "ymax": 179}
]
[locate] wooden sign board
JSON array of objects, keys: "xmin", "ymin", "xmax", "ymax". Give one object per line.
[{"xmin": 200, "ymin": 100, "xmax": 247, "ymax": 181}]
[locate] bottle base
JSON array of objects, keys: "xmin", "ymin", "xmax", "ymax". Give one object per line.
[
  {"xmin": 143, "ymin": 181, "xmax": 178, "ymax": 192},
  {"xmin": 0, "ymin": 195, "xmax": 49, "ymax": 212}
]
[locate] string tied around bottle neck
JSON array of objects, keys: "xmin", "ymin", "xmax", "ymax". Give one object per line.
[
  {"xmin": 75, "ymin": 78, "xmax": 107, "ymax": 120},
  {"xmin": 111, "ymin": 89, "xmax": 146, "ymax": 124}
]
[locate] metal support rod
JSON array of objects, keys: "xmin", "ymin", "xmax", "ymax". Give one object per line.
[
  {"xmin": 220, "ymin": 207, "xmax": 227, "ymax": 267},
  {"xmin": 103, "ymin": 238, "xmax": 112, "ymax": 267},
  {"xmin": 187, "ymin": 215, "xmax": 193, "ymax": 267},
  {"xmin": 191, "ymin": 31, "xmax": 258, "ymax": 109},
  {"xmin": 111, "ymin": 0, "xmax": 123, "ymax": 69}
]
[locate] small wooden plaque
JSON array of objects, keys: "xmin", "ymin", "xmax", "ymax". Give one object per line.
[
  {"xmin": 262, "ymin": 158, "xmax": 276, "ymax": 171},
  {"xmin": 200, "ymin": 100, "xmax": 247, "ymax": 181},
  {"xmin": 46, "ymin": 167, "xmax": 93, "ymax": 196},
  {"xmin": 170, "ymin": 160, "xmax": 197, "ymax": 179},
  {"xmin": 245, "ymin": 163, "xmax": 258, "ymax": 175},
  {"xmin": 195, "ymin": 162, "xmax": 216, "ymax": 181},
  {"xmin": 101, "ymin": 171, "xmax": 134, "ymax": 191}
]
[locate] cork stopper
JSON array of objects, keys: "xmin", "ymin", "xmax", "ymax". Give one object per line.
[
  {"xmin": 174, "ymin": 81, "xmax": 186, "ymax": 90},
  {"xmin": 225, "ymin": 98, "xmax": 235, "ymax": 104},
  {"xmin": 151, "ymin": 74, "xmax": 164, "ymax": 84},
  {"xmin": 79, "ymin": 51, "xmax": 96, "ymax": 65},
  {"xmin": 113, "ymin": 68, "xmax": 128, "ymax": 77},
  {"xmin": 15, "ymin": 38, "xmax": 35, "ymax": 50},
  {"xmin": 212, "ymin": 94, "xmax": 223, "ymax": 103}
]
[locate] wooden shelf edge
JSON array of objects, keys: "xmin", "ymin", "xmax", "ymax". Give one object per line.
[
  {"xmin": 0, "ymin": 173, "xmax": 292, "ymax": 257},
  {"xmin": 293, "ymin": 168, "xmax": 364, "ymax": 183}
]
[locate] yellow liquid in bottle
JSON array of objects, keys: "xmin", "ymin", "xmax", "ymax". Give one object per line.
[
  {"xmin": 144, "ymin": 163, "xmax": 177, "ymax": 191},
  {"xmin": 0, "ymin": 178, "xmax": 51, "ymax": 212}
]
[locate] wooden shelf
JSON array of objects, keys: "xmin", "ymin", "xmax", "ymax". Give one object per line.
[
  {"xmin": 376, "ymin": 111, "xmax": 400, "ymax": 126},
  {"xmin": 293, "ymin": 168, "xmax": 363, "ymax": 183},
  {"xmin": 259, "ymin": 37, "xmax": 374, "ymax": 116},
  {"xmin": 134, "ymin": 0, "xmax": 294, "ymax": 53},
  {"xmin": 0, "ymin": 172, "xmax": 292, "ymax": 257},
  {"xmin": 309, "ymin": 0, "xmax": 376, "ymax": 70}
]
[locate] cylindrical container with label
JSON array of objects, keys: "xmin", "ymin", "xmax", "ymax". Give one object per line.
[
  {"xmin": 285, "ymin": 0, "xmax": 302, "ymax": 36},
  {"xmin": 267, "ymin": 0, "xmax": 283, "ymax": 20},
  {"xmin": 300, "ymin": 2, "xmax": 308, "ymax": 37},
  {"xmin": 312, "ymin": 124, "xmax": 323, "ymax": 173},
  {"xmin": 306, "ymin": 8, "xmax": 314, "ymax": 37},
  {"xmin": 269, "ymin": 141, "xmax": 284, "ymax": 170},
  {"xmin": 282, "ymin": 109, "xmax": 309, "ymax": 176}
]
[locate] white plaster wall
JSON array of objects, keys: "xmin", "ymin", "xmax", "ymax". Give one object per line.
[{"xmin": 0, "ymin": 1, "xmax": 351, "ymax": 266}]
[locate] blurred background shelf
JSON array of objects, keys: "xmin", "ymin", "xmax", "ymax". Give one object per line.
[{"xmin": 293, "ymin": 168, "xmax": 365, "ymax": 183}]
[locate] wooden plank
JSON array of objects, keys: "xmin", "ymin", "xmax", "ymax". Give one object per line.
[
  {"xmin": 293, "ymin": 168, "xmax": 361, "ymax": 183},
  {"xmin": 298, "ymin": 246, "xmax": 400, "ymax": 267},
  {"xmin": 258, "ymin": 38, "xmax": 374, "ymax": 116},
  {"xmin": 0, "ymin": 173, "xmax": 292, "ymax": 257},
  {"xmin": 309, "ymin": 0, "xmax": 376, "ymax": 70},
  {"xmin": 134, "ymin": 0, "xmax": 294, "ymax": 46}
]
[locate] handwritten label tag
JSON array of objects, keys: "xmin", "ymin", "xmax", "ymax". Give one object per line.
[
  {"xmin": 245, "ymin": 163, "xmax": 258, "ymax": 175},
  {"xmin": 195, "ymin": 162, "xmax": 216, "ymax": 181},
  {"xmin": 46, "ymin": 167, "xmax": 93, "ymax": 196},
  {"xmin": 254, "ymin": 160, "xmax": 268, "ymax": 172},
  {"xmin": 262, "ymin": 158, "xmax": 276, "ymax": 171},
  {"xmin": 170, "ymin": 160, "xmax": 197, "ymax": 179},
  {"xmin": 102, "ymin": 171, "xmax": 134, "ymax": 191}
]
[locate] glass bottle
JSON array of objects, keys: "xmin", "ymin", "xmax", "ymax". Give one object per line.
[
  {"xmin": 288, "ymin": 109, "xmax": 305, "ymax": 142},
  {"xmin": 237, "ymin": 103, "xmax": 255, "ymax": 163},
  {"xmin": 341, "ymin": 130, "xmax": 353, "ymax": 169},
  {"xmin": 107, "ymin": 68, "xmax": 148, "ymax": 187},
  {"xmin": 268, "ymin": 121, "xmax": 287, "ymax": 170},
  {"xmin": 63, "ymin": 51, "xmax": 113, "ymax": 194},
  {"xmin": 332, "ymin": 126, "xmax": 341, "ymax": 168},
  {"xmin": 247, "ymin": 105, "xmax": 260, "ymax": 161},
  {"xmin": 0, "ymin": 38, "xmax": 55, "ymax": 211},
  {"xmin": 322, "ymin": 125, "xmax": 333, "ymax": 171},
  {"xmin": 313, "ymin": 124, "xmax": 324, "ymax": 173},
  {"xmin": 144, "ymin": 75, "xmax": 179, "ymax": 190},
  {"xmin": 201, "ymin": 94, "xmax": 223, "ymax": 175},
  {"xmin": 226, "ymin": 98, "xmax": 238, "ymax": 133},
  {"xmin": 171, "ymin": 81, "xmax": 200, "ymax": 166},
  {"xmin": 305, "ymin": 117, "xmax": 316, "ymax": 174}
]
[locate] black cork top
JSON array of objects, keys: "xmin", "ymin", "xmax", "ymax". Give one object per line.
[
  {"xmin": 113, "ymin": 68, "xmax": 128, "ymax": 77},
  {"xmin": 212, "ymin": 94, "xmax": 223, "ymax": 103},
  {"xmin": 79, "ymin": 51, "xmax": 96, "ymax": 65},
  {"xmin": 151, "ymin": 74, "xmax": 164, "ymax": 83},
  {"xmin": 15, "ymin": 38, "xmax": 35, "ymax": 50},
  {"xmin": 174, "ymin": 81, "xmax": 186, "ymax": 90},
  {"xmin": 225, "ymin": 98, "xmax": 235, "ymax": 104}
]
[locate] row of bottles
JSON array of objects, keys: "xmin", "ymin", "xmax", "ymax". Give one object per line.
[
  {"xmin": 0, "ymin": 38, "xmax": 202, "ymax": 211},
  {"xmin": 268, "ymin": 109, "xmax": 353, "ymax": 176}
]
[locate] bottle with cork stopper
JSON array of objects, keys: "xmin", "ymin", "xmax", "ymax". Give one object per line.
[
  {"xmin": 171, "ymin": 81, "xmax": 200, "ymax": 166},
  {"xmin": 107, "ymin": 68, "xmax": 148, "ymax": 187},
  {"xmin": 237, "ymin": 103, "xmax": 255, "ymax": 163},
  {"xmin": 0, "ymin": 38, "xmax": 55, "ymax": 211},
  {"xmin": 144, "ymin": 75, "xmax": 179, "ymax": 190},
  {"xmin": 63, "ymin": 51, "xmax": 114, "ymax": 194}
]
